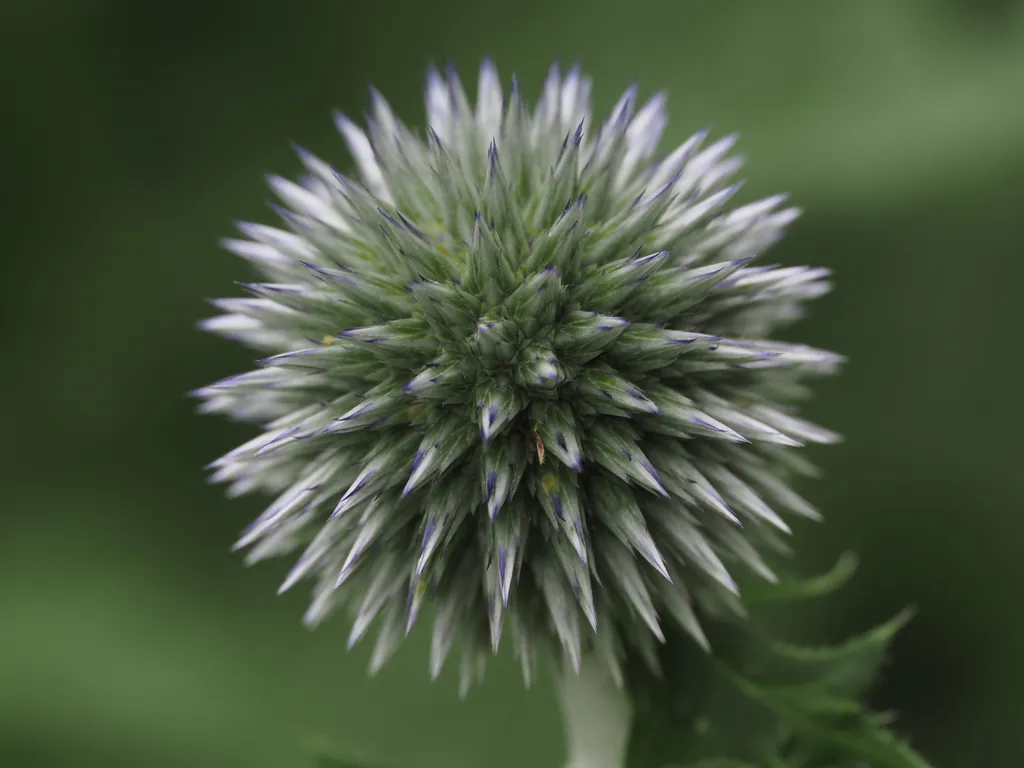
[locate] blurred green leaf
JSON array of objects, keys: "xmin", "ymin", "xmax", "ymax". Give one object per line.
[
  {"xmin": 721, "ymin": 661, "xmax": 930, "ymax": 768},
  {"xmin": 625, "ymin": 570, "xmax": 930, "ymax": 768},
  {"xmin": 304, "ymin": 735, "xmax": 398, "ymax": 768},
  {"xmin": 625, "ymin": 624, "xmax": 781, "ymax": 768},
  {"xmin": 741, "ymin": 554, "xmax": 859, "ymax": 605},
  {"xmin": 758, "ymin": 610, "xmax": 915, "ymax": 698}
]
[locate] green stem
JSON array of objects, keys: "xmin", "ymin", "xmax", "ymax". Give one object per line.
[{"xmin": 557, "ymin": 655, "xmax": 633, "ymax": 768}]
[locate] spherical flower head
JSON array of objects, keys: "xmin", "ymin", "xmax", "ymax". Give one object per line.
[{"xmin": 196, "ymin": 60, "xmax": 842, "ymax": 693}]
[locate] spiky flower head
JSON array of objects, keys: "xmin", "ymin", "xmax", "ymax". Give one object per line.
[{"xmin": 196, "ymin": 60, "xmax": 842, "ymax": 692}]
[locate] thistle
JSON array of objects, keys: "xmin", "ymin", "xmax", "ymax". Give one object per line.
[{"xmin": 195, "ymin": 60, "xmax": 842, "ymax": 694}]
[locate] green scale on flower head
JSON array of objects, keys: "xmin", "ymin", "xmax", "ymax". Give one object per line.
[{"xmin": 195, "ymin": 59, "xmax": 842, "ymax": 694}]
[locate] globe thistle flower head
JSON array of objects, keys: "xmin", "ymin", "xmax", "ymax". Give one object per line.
[{"xmin": 196, "ymin": 60, "xmax": 842, "ymax": 692}]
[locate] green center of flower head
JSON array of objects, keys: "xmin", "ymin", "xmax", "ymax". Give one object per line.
[{"xmin": 196, "ymin": 59, "xmax": 843, "ymax": 694}]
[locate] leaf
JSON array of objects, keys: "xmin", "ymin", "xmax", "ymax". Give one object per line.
[
  {"xmin": 742, "ymin": 554, "xmax": 859, "ymax": 604},
  {"xmin": 303, "ymin": 734, "xmax": 398, "ymax": 768},
  {"xmin": 723, "ymin": 667, "xmax": 931, "ymax": 768},
  {"xmin": 757, "ymin": 609, "xmax": 915, "ymax": 700},
  {"xmin": 625, "ymin": 624, "xmax": 782, "ymax": 768},
  {"xmin": 624, "ymin": 605, "xmax": 933, "ymax": 768},
  {"xmin": 753, "ymin": 685, "xmax": 862, "ymax": 716}
]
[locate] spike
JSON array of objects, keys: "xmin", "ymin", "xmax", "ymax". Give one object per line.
[
  {"xmin": 649, "ymin": 501, "xmax": 739, "ymax": 595},
  {"xmin": 587, "ymin": 421, "xmax": 669, "ymax": 498},
  {"xmin": 553, "ymin": 311, "xmax": 630, "ymax": 364},
  {"xmin": 477, "ymin": 384, "xmax": 526, "ymax": 441},
  {"xmin": 576, "ymin": 368, "xmax": 659, "ymax": 415},
  {"xmin": 537, "ymin": 562, "xmax": 583, "ymax": 672},
  {"xmin": 601, "ymin": 536, "xmax": 664, "ymax": 642},
  {"xmin": 348, "ymin": 554, "xmax": 404, "ymax": 649},
  {"xmin": 532, "ymin": 401, "xmax": 584, "ymax": 472},
  {"xmin": 535, "ymin": 468, "xmax": 588, "ymax": 562},
  {"xmin": 429, "ymin": 593, "xmax": 460, "ymax": 680},
  {"xmin": 481, "ymin": 438, "xmax": 527, "ymax": 520},
  {"xmin": 656, "ymin": 576, "xmax": 709, "ymax": 651},
  {"xmin": 589, "ymin": 474, "xmax": 671, "ymax": 580}
]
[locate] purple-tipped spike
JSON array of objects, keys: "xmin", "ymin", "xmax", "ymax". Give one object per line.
[
  {"xmin": 573, "ymin": 120, "xmax": 585, "ymax": 146},
  {"xmin": 411, "ymin": 450, "xmax": 425, "ymax": 472},
  {"xmin": 420, "ymin": 519, "xmax": 437, "ymax": 556}
]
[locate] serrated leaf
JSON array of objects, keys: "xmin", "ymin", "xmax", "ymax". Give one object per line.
[
  {"xmin": 761, "ymin": 609, "xmax": 915, "ymax": 699},
  {"xmin": 721, "ymin": 665, "xmax": 932, "ymax": 768},
  {"xmin": 625, "ymin": 608, "xmax": 931, "ymax": 768}
]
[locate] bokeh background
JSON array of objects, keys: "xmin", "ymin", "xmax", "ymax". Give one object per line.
[{"xmin": 3, "ymin": 1, "xmax": 1023, "ymax": 766}]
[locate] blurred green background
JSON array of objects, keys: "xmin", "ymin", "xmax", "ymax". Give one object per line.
[{"xmin": 3, "ymin": 1, "xmax": 1023, "ymax": 766}]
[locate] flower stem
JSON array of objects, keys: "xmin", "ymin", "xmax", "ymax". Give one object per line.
[{"xmin": 557, "ymin": 655, "xmax": 633, "ymax": 768}]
